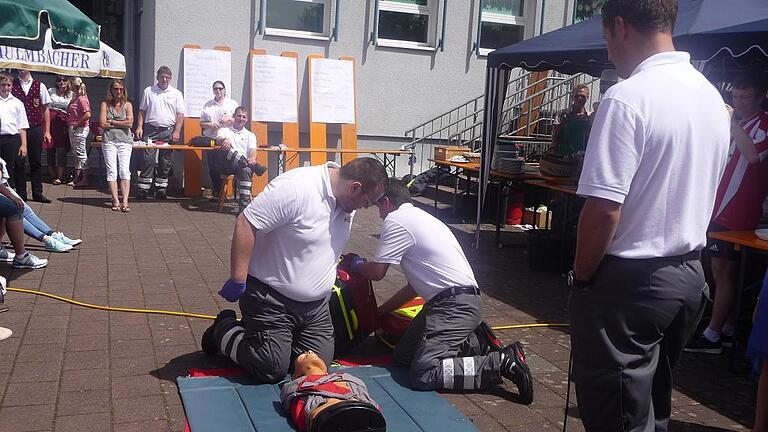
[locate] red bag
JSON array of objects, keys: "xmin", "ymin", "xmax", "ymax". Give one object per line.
[{"xmin": 330, "ymin": 254, "xmax": 379, "ymax": 355}]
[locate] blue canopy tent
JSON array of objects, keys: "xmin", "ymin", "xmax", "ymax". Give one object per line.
[{"xmin": 475, "ymin": 0, "xmax": 768, "ymax": 247}]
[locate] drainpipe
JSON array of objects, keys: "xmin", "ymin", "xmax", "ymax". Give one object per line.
[{"xmin": 539, "ymin": 0, "xmax": 546, "ymax": 35}]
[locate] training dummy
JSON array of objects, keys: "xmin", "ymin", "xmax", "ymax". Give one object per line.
[{"xmin": 279, "ymin": 351, "xmax": 386, "ymax": 432}]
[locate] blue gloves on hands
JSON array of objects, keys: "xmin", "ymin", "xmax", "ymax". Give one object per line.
[
  {"xmin": 219, "ymin": 279, "xmax": 246, "ymax": 302},
  {"xmin": 348, "ymin": 256, "xmax": 367, "ymax": 273}
]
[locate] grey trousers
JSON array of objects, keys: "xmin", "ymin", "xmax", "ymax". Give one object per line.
[
  {"xmin": 395, "ymin": 292, "xmax": 502, "ymax": 391},
  {"xmin": 569, "ymin": 252, "xmax": 708, "ymax": 432},
  {"xmin": 213, "ymin": 277, "xmax": 334, "ymax": 384},
  {"xmin": 137, "ymin": 124, "xmax": 174, "ymax": 193},
  {"xmin": 210, "ymin": 149, "xmax": 253, "ymax": 209}
]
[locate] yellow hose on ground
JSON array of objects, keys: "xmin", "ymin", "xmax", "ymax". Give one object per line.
[{"xmin": 5, "ymin": 287, "xmax": 570, "ymax": 330}]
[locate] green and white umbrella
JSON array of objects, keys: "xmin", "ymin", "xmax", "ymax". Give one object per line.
[
  {"xmin": 0, "ymin": 28, "xmax": 126, "ymax": 78},
  {"xmin": 0, "ymin": 0, "xmax": 100, "ymax": 52}
]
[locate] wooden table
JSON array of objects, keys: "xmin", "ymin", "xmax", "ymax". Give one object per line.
[
  {"xmin": 708, "ymin": 230, "xmax": 768, "ymax": 370},
  {"xmin": 431, "ymin": 159, "xmax": 543, "ymax": 248},
  {"xmin": 90, "ymin": 142, "xmax": 412, "ymax": 197}
]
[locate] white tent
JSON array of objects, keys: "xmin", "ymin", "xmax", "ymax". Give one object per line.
[{"xmin": 0, "ymin": 28, "xmax": 125, "ymax": 78}]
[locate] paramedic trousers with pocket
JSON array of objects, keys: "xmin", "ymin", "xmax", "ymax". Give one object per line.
[
  {"xmin": 212, "ymin": 276, "xmax": 335, "ymax": 383},
  {"xmin": 569, "ymin": 251, "xmax": 708, "ymax": 432},
  {"xmin": 394, "ymin": 291, "xmax": 503, "ymax": 391},
  {"xmin": 137, "ymin": 124, "xmax": 174, "ymax": 194}
]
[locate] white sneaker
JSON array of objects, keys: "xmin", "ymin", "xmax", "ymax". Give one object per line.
[
  {"xmin": 0, "ymin": 327, "xmax": 12, "ymax": 341},
  {"xmin": 0, "ymin": 247, "xmax": 14, "ymax": 263},
  {"xmin": 43, "ymin": 236, "xmax": 73, "ymax": 253},
  {"xmin": 52, "ymin": 232, "xmax": 82, "ymax": 246},
  {"xmin": 12, "ymin": 252, "xmax": 48, "ymax": 269}
]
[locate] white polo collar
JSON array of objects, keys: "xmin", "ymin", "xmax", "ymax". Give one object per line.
[{"xmin": 630, "ymin": 51, "xmax": 690, "ymax": 77}]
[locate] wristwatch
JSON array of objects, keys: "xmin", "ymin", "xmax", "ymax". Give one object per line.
[{"xmin": 567, "ymin": 270, "xmax": 591, "ymax": 289}]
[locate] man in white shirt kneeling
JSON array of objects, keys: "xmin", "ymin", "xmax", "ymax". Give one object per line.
[{"xmin": 351, "ymin": 178, "xmax": 534, "ymax": 404}]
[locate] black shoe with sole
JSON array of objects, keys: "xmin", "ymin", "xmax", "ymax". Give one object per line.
[
  {"xmin": 32, "ymin": 194, "xmax": 52, "ymax": 203},
  {"xmin": 684, "ymin": 335, "xmax": 723, "ymax": 354},
  {"xmin": 201, "ymin": 309, "xmax": 237, "ymax": 356},
  {"xmin": 155, "ymin": 189, "xmax": 167, "ymax": 200},
  {"xmin": 501, "ymin": 341, "xmax": 534, "ymax": 405}
]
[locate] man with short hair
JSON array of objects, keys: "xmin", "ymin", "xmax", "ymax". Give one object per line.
[
  {"xmin": 351, "ymin": 178, "xmax": 534, "ymax": 403},
  {"xmin": 686, "ymin": 74, "xmax": 768, "ymax": 354},
  {"xmin": 569, "ymin": 1, "xmax": 730, "ymax": 430},
  {"xmin": 550, "ymin": 83, "xmax": 591, "ymax": 156},
  {"xmin": 135, "ymin": 66, "xmax": 185, "ymax": 199},
  {"xmin": 0, "ymin": 71, "xmax": 28, "ymax": 199},
  {"xmin": 200, "ymin": 80, "xmax": 239, "ymax": 201},
  {"xmin": 11, "ymin": 70, "xmax": 51, "ymax": 203},
  {"xmin": 213, "ymin": 106, "xmax": 266, "ymax": 212},
  {"xmin": 201, "ymin": 158, "xmax": 387, "ymax": 383}
]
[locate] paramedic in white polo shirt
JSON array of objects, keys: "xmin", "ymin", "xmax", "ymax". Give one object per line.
[
  {"xmin": 568, "ymin": 1, "xmax": 730, "ymax": 431},
  {"xmin": 213, "ymin": 106, "xmax": 266, "ymax": 212},
  {"xmin": 200, "ymin": 158, "xmax": 387, "ymax": 383},
  {"xmin": 134, "ymin": 66, "xmax": 185, "ymax": 200},
  {"xmin": 200, "ymin": 80, "xmax": 239, "ymax": 200},
  {"xmin": 351, "ymin": 178, "xmax": 534, "ymax": 403},
  {"xmin": 0, "ymin": 71, "xmax": 29, "ymax": 174}
]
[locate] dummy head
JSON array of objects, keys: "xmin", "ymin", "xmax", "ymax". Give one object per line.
[{"xmin": 293, "ymin": 351, "xmax": 328, "ymax": 379}]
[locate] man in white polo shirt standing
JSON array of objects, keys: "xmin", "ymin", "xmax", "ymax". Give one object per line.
[
  {"xmin": 351, "ymin": 178, "xmax": 534, "ymax": 404},
  {"xmin": 568, "ymin": 1, "xmax": 730, "ymax": 431},
  {"xmin": 201, "ymin": 158, "xmax": 387, "ymax": 383},
  {"xmin": 135, "ymin": 66, "xmax": 185, "ymax": 200}
]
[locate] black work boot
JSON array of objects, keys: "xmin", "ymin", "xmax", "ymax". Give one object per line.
[
  {"xmin": 501, "ymin": 341, "xmax": 534, "ymax": 405},
  {"xmin": 201, "ymin": 309, "xmax": 237, "ymax": 356}
]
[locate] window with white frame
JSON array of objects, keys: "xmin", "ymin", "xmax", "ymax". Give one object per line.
[
  {"xmin": 377, "ymin": 0, "xmax": 438, "ymax": 47},
  {"xmin": 265, "ymin": 0, "xmax": 332, "ymax": 38},
  {"xmin": 479, "ymin": 0, "xmax": 525, "ymax": 53}
]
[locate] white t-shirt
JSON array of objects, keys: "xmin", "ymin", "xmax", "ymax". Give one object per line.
[
  {"xmin": 19, "ymin": 77, "xmax": 51, "ymax": 105},
  {"xmin": 0, "ymin": 94, "xmax": 30, "ymax": 135},
  {"xmin": 373, "ymin": 203, "xmax": 478, "ymax": 301},
  {"xmin": 242, "ymin": 162, "xmax": 354, "ymax": 302},
  {"xmin": 48, "ymin": 88, "xmax": 72, "ymax": 113},
  {"xmin": 200, "ymin": 97, "xmax": 239, "ymax": 138},
  {"xmin": 577, "ymin": 51, "xmax": 730, "ymax": 258},
  {"xmin": 216, "ymin": 126, "xmax": 257, "ymax": 156},
  {"xmin": 139, "ymin": 85, "xmax": 185, "ymax": 128}
]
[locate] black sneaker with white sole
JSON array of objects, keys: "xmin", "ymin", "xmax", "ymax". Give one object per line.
[
  {"xmin": 501, "ymin": 341, "xmax": 534, "ymax": 405},
  {"xmin": 684, "ymin": 335, "xmax": 723, "ymax": 354}
]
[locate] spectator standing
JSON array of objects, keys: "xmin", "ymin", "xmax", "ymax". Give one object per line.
[
  {"xmin": 99, "ymin": 79, "xmax": 134, "ymax": 212},
  {"xmin": 11, "ymin": 69, "xmax": 51, "ymax": 203},
  {"xmin": 551, "ymin": 84, "xmax": 592, "ymax": 156},
  {"xmin": 46, "ymin": 75, "xmax": 72, "ymax": 185},
  {"xmin": 686, "ymin": 74, "xmax": 768, "ymax": 354},
  {"xmin": 134, "ymin": 66, "xmax": 185, "ymax": 200},
  {"xmin": 568, "ymin": 1, "xmax": 731, "ymax": 431},
  {"xmin": 66, "ymin": 78, "xmax": 91, "ymax": 187}
]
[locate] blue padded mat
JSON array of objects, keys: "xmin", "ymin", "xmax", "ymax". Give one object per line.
[{"xmin": 177, "ymin": 365, "xmax": 479, "ymax": 432}]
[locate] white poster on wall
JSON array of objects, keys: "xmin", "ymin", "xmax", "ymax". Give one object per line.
[
  {"xmin": 251, "ymin": 55, "xmax": 298, "ymax": 123},
  {"xmin": 183, "ymin": 48, "xmax": 231, "ymax": 118},
  {"xmin": 310, "ymin": 58, "xmax": 356, "ymax": 124}
]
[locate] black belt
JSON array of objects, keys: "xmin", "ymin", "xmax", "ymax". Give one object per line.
[
  {"xmin": 428, "ymin": 286, "xmax": 480, "ymax": 305},
  {"xmin": 605, "ymin": 249, "xmax": 701, "ymax": 264}
]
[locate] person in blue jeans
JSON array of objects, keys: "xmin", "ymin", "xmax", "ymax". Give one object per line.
[
  {"xmin": 0, "ymin": 201, "xmax": 81, "ymax": 257},
  {"xmin": 748, "ymin": 272, "xmax": 768, "ymax": 432},
  {"xmin": 0, "ymin": 182, "xmax": 47, "ymax": 269}
]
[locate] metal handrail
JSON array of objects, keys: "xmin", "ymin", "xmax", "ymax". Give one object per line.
[{"xmin": 402, "ymin": 74, "xmax": 566, "ymax": 148}]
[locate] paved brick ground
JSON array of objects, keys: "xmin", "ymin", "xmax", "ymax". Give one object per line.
[{"xmin": 0, "ymin": 183, "xmax": 758, "ymax": 431}]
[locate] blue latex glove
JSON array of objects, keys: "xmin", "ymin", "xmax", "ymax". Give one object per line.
[
  {"xmin": 219, "ymin": 279, "xmax": 246, "ymax": 302},
  {"xmin": 349, "ymin": 256, "xmax": 367, "ymax": 273}
]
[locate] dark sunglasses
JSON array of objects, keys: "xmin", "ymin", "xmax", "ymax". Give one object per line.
[
  {"xmin": 213, "ymin": 87, "xmax": 225, "ymax": 91},
  {"xmin": 56, "ymin": 78, "xmax": 68, "ymax": 82},
  {"xmin": 112, "ymin": 87, "xmax": 125, "ymax": 91}
]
